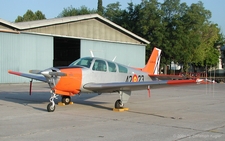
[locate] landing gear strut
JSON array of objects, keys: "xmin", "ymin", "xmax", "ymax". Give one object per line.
[
  {"xmin": 47, "ymin": 92, "xmax": 58, "ymax": 112},
  {"xmin": 61, "ymin": 96, "xmax": 71, "ymax": 105}
]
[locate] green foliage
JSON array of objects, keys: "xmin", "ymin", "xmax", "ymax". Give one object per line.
[
  {"xmin": 120, "ymin": 2, "xmax": 141, "ymax": 34},
  {"xmin": 15, "ymin": 10, "xmax": 46, "ymax": 22},
  {"xmin": 104, "ymin": 0, "xmax": 223, "ymax": 72},
  {"xmin": 97, "ymin": 0, "xmax": 103, "ymax": 16},
  {"xmin": 103, "ymin": 2, "xmax": 123, "ymax": 23},
  {"xmin": 57, "ymin": 5, "xmax": 96, "ymax": 17}
]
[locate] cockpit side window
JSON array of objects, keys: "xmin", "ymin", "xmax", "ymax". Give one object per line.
[
  {"xmin": 69, "ymin": 58, "xmax": 93, "ymax": 68},
  {"xmin": 92, "ymin": 60, "xmax": 107, "ymax": 72},
  {"xmin": 118, "ymin": 64, "xmax": 128, "ymax": 73},
  {"xmin": 108, "ymin": 61, "xmax": 117, "ymax": 72}
]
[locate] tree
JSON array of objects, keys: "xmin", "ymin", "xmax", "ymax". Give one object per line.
[
  {"xmin": 58, "ymin": 5, "xmax": 96, "ymax": 17},
  {"xmin": 137, "ymin": 0, "xmax": 166, "ymax": 67},
  {"xmin": 35, "ymin": 10, "xmax": 46, "ymax": 20},
  {"xmin": 97, "ymin": 0, "xmax": 103, "ymax": 15},
  {"xmin": 103, "ymin": 2, "xmax": 124, "ymax": 24},
  {"xmin": 15, "ymin": 10, "xmax": 46, "ymax": 22}
]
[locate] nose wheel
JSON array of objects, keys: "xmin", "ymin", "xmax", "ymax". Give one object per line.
[
  {"xmin": 47, "ymin": 102, "xmax": 55, "ymax": 112},
  {"xmin": 47, "ymin": 92, "xmax": 58, "ymax": 112}
]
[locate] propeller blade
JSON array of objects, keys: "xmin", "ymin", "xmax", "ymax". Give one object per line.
[
  {"xmin": 49, "ymin": 72, "xmax": 67, "ymax": 76},
  {"xmin": 41, "ymin": 71, "xmax": 67, "ymax": 77},
  {"xmin": 29, "ymin": 70, "xmax": 42, "ymax": 74}
]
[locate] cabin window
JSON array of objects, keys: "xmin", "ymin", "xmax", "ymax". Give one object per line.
[
  {"xmin": 92, "ymin": 60, "xmax": 107, "ymax": 72},
  {"xmin": 118, "ymin": 64, "xmax": 128, "ymax": 73},
  {"xmin": 108, "ymin": 61, "xmax": 117, "ymax": 72}
]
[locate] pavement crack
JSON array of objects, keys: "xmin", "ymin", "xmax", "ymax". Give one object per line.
[{"xmin": 128, "ymin": 110, "xmax": 182, "ymax": 120}]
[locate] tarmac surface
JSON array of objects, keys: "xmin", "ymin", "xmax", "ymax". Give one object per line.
[{"xmin": 0, "ymin": 82, "xmax": 225, "ymax": 141}]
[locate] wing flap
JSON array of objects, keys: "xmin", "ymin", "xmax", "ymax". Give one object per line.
[{"xmin": 8, "ymin": 70, "xmax": 47, "ymax": 82}]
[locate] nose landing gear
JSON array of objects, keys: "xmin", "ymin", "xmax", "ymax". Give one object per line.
[{"xmin": 47, "ymin": 91, "xmax": 58, "ymax": 112}]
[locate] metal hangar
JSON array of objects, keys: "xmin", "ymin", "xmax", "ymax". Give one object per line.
[{"xmin": 0, "ymin": 14, "xmax": 149, "ymax": 83}]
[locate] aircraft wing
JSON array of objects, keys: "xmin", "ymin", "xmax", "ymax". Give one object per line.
[
  {"xmin": 83, "ymin": 79, "xmax": 196, "ymax": 93},
  {"xmin": 8, "ymin": 70, "xmax": 47, "ymax": 82}
]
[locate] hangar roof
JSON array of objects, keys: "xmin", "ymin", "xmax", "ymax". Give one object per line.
[{"xmin": 0, "ymin": 14, "xmax": 150, "ymax": 44}]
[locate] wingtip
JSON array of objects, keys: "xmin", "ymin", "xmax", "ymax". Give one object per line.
[
  {"xmin": 8, "ymin": 70, "xmax": 13, "ymax": 74},
  {"xmin": 8, "ymin": 70, "xmax": 21, "ymax": 76}
]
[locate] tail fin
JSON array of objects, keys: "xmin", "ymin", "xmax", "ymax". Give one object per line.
[{"xmin": 142, "ymin": 47, "xmax": 161, "ymax": 75}]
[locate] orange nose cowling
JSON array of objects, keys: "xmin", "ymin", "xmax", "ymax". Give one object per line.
[{"xmin": 54, "ymin": 68, "xmax": 82, "ymax": 96}]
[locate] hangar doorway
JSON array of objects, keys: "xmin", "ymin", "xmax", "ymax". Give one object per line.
[{"xmin": 54, "ymin": 37, "xmax": 80, "ymax": 67}]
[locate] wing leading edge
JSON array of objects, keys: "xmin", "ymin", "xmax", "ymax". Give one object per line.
[
  {"xmin": 8, "ymin": 70, "xmax": 47, "ymax": 82},
  {"xmin": 83, "ymin": 79, "xmax": 197, "ymax": 93}
]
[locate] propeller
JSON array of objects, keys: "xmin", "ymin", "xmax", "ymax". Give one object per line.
[
  {"xmin": 41, "ymin": 71, "xmax": 67, "ymax": 77},
  {"xmin": 29, "ymin": 70, "xmax": 42, "ymax": 74},
  {"xmin": 49, "ymin": 72, "xmax": 67, "ymax": 76}
]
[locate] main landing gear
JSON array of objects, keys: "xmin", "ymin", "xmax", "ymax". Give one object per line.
[
  {"xmin": 113, "ymin": 91, "xmax": 131, "ymax": 111},
  {"xmin": 115, "ymin": 99, "xmax": 124, "ymax": 109},
  {"xmin": 61, "ymin": 96, "xmax": 71, "ymax": 105}
]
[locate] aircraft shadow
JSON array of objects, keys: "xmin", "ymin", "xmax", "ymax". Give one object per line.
[
  {"xmin": 73, "ymin": 98, "xmax": 113, "ymax": 111},
  {"xmin": 0, "ymin": 91, "xmax": 50, "ymax": 111},
  {"xmin": 0, "ymin": 91, "xmax": 113, "ymax": 112}
]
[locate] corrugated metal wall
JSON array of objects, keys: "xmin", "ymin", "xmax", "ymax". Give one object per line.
[
  {"xmin": 0, "ymin": 32, "xmax": 53, "ymax": 83},
  {"xmin": 80, "ymin": 40, "xmax": 145, "ymax": 68}
]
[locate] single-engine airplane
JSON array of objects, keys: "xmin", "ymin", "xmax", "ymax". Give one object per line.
[{"xmin": 8, "ymin": 47, "xmax": 197, "ymax": 112}]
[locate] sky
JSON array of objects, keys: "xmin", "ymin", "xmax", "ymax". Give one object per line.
[{"xmin": 0, "ymin": 0, "xmax": 224, "ymax": 34}]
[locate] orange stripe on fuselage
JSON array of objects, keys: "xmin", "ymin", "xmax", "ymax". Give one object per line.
[{"xmin": 54, "ymin": 68, "xmax": 82, "ymax": 96}]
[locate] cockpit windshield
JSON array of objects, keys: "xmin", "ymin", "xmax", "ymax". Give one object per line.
[{"xmin": 69, "ymin": 57, "xmax": 93, "ymax": 68}]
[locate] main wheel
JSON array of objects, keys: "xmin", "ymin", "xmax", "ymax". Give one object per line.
[
  {"xmin": 47, "ymin": 102, "xmax": 55, "ymax": 112},
  {"xmin": 115, "ymin": 99, "xmax": 123, "ymax": 109},
  {"xmin": 62, "ymin": 96, "xmax": 71, "ymax": 105}
]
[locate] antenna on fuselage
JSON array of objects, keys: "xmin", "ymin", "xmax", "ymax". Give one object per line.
[
  {"xmin": 112, "ymin": 56, "xmax": 117, "ymax": 62},
  {"xmin": 90, "ymin": 50, "xmax": 94, "ymax": 57}
]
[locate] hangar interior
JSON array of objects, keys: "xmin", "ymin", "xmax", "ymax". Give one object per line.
[
  {"xmin": 54, "ymin": 37, "xmax": 80, "ymax": 66},
  {"xmin": 0, "ymin": 14, "xmax": 150, "ymax": 83}
]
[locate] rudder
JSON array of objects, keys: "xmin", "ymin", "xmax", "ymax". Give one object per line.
[{"xmin": 142, "ymin": 47, "xmax": 161, "ymax": 75}]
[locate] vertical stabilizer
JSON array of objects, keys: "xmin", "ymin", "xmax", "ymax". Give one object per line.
[{"xmin": 142, "ymin": 47, "xmax": 161, "ymax": 75}]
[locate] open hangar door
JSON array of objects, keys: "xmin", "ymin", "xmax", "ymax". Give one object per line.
[{"xmin": 54, "ymin": 37, "xmax": 80, "ymax": 67}]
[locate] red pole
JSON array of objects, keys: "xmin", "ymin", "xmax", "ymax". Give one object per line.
[{"xmin": 29, "ymin": 79, "xmax": 33, "ymax": 95}]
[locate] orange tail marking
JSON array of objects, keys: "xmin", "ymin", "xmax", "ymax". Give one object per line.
[{"xmin": 142, "ymin": 47, "xmax": 161, "ymax": 75}]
